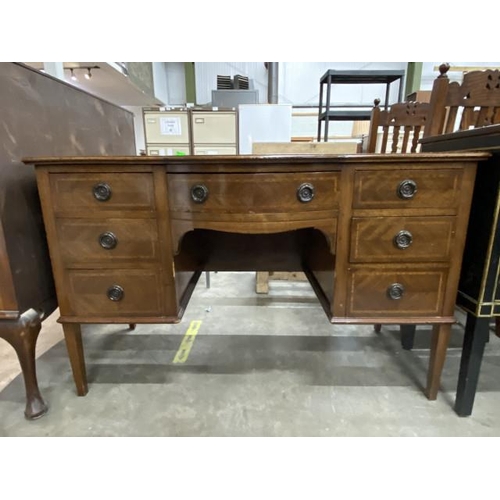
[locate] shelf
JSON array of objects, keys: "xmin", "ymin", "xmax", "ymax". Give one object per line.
[
  {"xmin": 318, "ymin": 110, "xmax": 372, "ymax": 121},
  {"xmin": 319, "ymin": 70, "xmax": 405, "ymax": 85},
  {"xmin": 317, "ymin": 68, "xmax": 405, "ymax": 142}
]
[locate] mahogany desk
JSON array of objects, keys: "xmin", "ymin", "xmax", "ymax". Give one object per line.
[
  {"xmin": 23, "ymin": 153, "xmax": 488, "ymax": 404},
  {"xmin": 422, "ymin": 125, "xmax": 500, "ymax": 415}
]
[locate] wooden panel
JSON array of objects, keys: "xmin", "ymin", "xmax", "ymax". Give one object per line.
[
  {"xmin": 347, "ymin": 266, "xmax": 447, "ymax": 317},
  {"xmin": 352, "ymin": 168, "xmax": 463, "ymax": 209},
  {"xmin": 50, "ymin": 173, "xmax": 155, "ymax": 213},
  {"xmin": 56, "ymin": 218, "xmax": 159, "ymax": 265},
  {"xmin": 0, "ymin": 63, "xmax": 134, "ymax": 315},
  {"xmin": 0, "ymin": 223, "xmax": 18, "ymax": 315},
  {"xmin": 350, "ymin": 216, "xmax": 456, "ymax": 263},
  {"xmin": 168, "ymin": 172, "xmax": 340, "ymax": 213},
  {"xmin": 252, "ymin": 142, "xmax": 360, "ymax": 154},
  {"xmin": 66, "ymin": 269, "xmax": 164, "ymax": 317}
]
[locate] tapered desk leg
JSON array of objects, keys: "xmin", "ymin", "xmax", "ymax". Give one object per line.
[
  {"xmin": 426, "ymin": 323, "xmax": 451, "ymax": 400},
  {"xmin": 401, "ymin": 324, "xmax": 416, "ymax": 350},
  {"xmin": 62, "ymin": 323, "xmax": 88, "ymax": 396},
  {"xmin": 0, "ymin": 309, "xmax": 48, "ymax": 419},
  {"xmin": 454, "ymin": 314, "xmax": 489, "ymax": 417}
]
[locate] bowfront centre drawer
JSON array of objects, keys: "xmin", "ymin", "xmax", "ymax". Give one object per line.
[
  {"xmin": 66, "ymin": 269, "xmax": 164, "ymax": 317},
  {"xmin": 49, "ymin": 173, "xmax": 155, "ymax": 213},
  {"xmin": 347, "ymin": 267, "xmax": 447, "ymax": 317},
  {"xmin": 167, "ymin": 172, "xmax": 340, "ymax": 213},
  {"xmin": 56, "ymin": 219, "xmax": 159, "ymax": 265},
  {"xmin": 352, "ymin": 168, "xmax": 463, "ymax": 209},
  {"xmin": 350, "ymin": 216, "xmax": 456, "ymax": 263}
]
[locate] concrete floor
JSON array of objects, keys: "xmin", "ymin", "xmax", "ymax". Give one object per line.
[{"xmin": 1, "ymin": 272, "xmax": 500, "ymax": 436}]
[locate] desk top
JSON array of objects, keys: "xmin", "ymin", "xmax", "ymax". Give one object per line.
[
  {"xmin": 319, "ymin": 70, "xmax": 405, "ymax": 85},
  {"xmin": 421, "ymin": 124, "xmax": 500, "ymax": 153},
  {"xmin": 23, "ymin": 152, "xmax": 489, "ymax": 170}
]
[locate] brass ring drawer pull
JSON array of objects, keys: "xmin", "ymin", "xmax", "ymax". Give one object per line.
[
  {"xmin": 387, "ymin": 283, "xmax": 405, "ymax": 300},
  {"xmin": 397, "ymin": 179, "xmax": 417, "ymax": 199},
  {"xmin": 99, "ymin": 232, "xmax": 118, "ymax": 250},
  {"xmin": 191, "ymin": 184, "xmax": 209, "ymax": 203},
  {"xmin": 93, "ymin": 182, "xmax": 112, "ymax": 201},
  {"xmin": 393, "ymin": 230, "xmax": 413, "ymax": 249},
  {"xmin": 297, "ymin": 183, "xmax": 315, "ymax": 203},
  {"xmin": 107, "ymin": 285, "xmax": 124, "ymax": 302}
]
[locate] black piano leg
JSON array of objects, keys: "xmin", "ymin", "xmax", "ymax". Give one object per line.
[
  {"xmin": 454, "ymin": 314, "xmax": 490, "ymax": 417},
  {"xmin": 401, "ymin": 324, "xmax": 416, "ymax": 350}
]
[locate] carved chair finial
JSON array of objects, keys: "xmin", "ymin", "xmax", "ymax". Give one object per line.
[
  {"xmin": 438, "ymin": 63, "xmax": 450, "ymax": 78},
  {"xmin": 374, "ymin": 98, "xmax": 381, "ymax": 107}
]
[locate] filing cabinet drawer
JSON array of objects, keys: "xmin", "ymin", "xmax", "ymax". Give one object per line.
[
  {"xmin": 350, "ymin": 216, "xmax": 456, "ymax": 263},
  {"xmin": 352, "ymin": 168, "xmax": 463, "ymax": 209},
  {"xmin": 194, "ymin": 146, "xmax": 237, "ymax": 155},
  {"xmin": 50, "ymin": 173, "xmax": 155, "ymax": 213},
  {"xmin": 347, "ymin": 267, "xmax": 447, "ymax": 317},
  {"xmin": 192, "ymin": 112, "xmax": 237, "ymax": 144},
  {"xmin": 168, "ymin": 172, "xmax": 340, "ymax": 213},
  {"xmin": 56, "ymin": 219, "xmax": 159, "ymax": 264},
  {"xmin": 66, "ymin": 269, "xmax": 164, "ymax": 316},
  {"xmin": 144, "ymin": 112, "xmax": 190, "ymax": 144},
  {"xmin": 147, "ymin": 145, "xmax": 191, "ymax": 156}
]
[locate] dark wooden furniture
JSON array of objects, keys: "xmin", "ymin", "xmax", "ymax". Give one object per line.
[
  {"xmin": 0, "ymin": 62, "xmax": 135, "ymax": 419},
  {"xmin": 317, "ymin": 70, "xmax": 405, "ymax": 142},
  {"xmin": 24, "ymin": 153, "xmax": 487, "ymax": 405},
  {"xmin": 421, "ymin": 124, "xmax": 500, "ymax": 416}
]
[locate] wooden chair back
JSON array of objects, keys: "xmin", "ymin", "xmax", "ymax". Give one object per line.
[
  {"xmin": 425, "ymin": 63, "xmax": 500, "ymax": 137},
  {"xmin": 366, "ymin": 99, "xmax": 430, "ymax": 153}
]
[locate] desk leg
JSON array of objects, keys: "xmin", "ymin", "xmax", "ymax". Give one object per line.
[
  {"xmin": 373, "ymin": 324, "xmax": 416, "ymax": 350},
  {"xmin": 454, "ymin": 314, "xmax": 489, "ymax": 417},
  {"xmin": 425, "ymin": 323, "xmax": 451, "ymax": 400},
  {"xmin": 401, "ymin": 324, "xmax": 416, "ymax": 350},
  {"xmin": 63, "ymin": 323, "xmax": 88, "ymax": 396},
  {"xmin": 0, "ymin": 309, "xmax": 48, "ymax": 420}
]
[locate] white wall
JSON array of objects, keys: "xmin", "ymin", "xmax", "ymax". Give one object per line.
[
  {"xmin": 122, "ymin": 106, "xmax": 145, "ymax": 154},
  {"xmin": 279, "ymin": 62, "xmax": 407, "ymax": 106},
  {"xmin": 152, "ymin": 62, "xmax": 169, "ymax": 104},
  {"xmin": 195, "ymin": 62, "xmax": 268, "ymax": 104},
  {"xmin": 420, "ymin": 61, "xmax": 500, "ymax": 89},
  {"xmin": 195, "ymin": 62, "xmax": 407, "ymax": 107},
  {"xmin": 166, "ymin": 63, "xmax": 186, "ymax": 105}
]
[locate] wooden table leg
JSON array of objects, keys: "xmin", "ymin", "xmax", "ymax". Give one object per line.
[
  {"xmin": 454, "ymin": 314, "xmax": 490, "ymax": 417},
  {"xmin": 425, "ymin": 323, "xmax": 452, "ymax": 400},
  {"xmin": 0, "ymin": 309, "xmax": 48, "ymax": 420},
  {"xmin": 62, "ymin": 323, "xmax": 88, "ymax": 396},
  {"xmin": 401, "ymin": 324, "xmax": 416, "ymax": 350}
]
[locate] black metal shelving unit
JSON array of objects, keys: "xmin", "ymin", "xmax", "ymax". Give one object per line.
[{"xmin": 317, "ymin": 69, "xmax": 405, "ymax": 142}]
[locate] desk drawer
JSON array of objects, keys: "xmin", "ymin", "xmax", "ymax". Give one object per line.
[
  {"xmin": 352, "ymin": 169, "xmax": 462, "ymax": 209},
  {"xmin": 57, "ymin": 219, "xmax": 159, "ymax": 264},
  {"xmin": 347, "ymin": 266, "xmax": 447, "ymax": 317},
  {"xmin": 50, "ymin": 173, "xmax": 155, "ymax": 213},
  {"xmin": 168, "ymin": 172, "xmax": 340, "ymax": 213},
  {"xmin": 66, "ymin": 269, "xmax": 163, "ymax": 316},
  {"xmin": 350, "ymin": 216, "xmax": 455, "ymax": 263}
]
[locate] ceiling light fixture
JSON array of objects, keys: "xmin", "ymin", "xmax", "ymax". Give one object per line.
[{"xmin": 64, "ymin": 65, "xmax": 100, "ymax": 82}]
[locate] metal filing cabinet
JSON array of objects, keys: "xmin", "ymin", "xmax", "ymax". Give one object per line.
[
  {"xmin": 144, "ymin": 110, "xmax": 191, "ymax": 155},
  {"xmin": 191, "ymin": 110, "xmax": 238, "ymax": 155}
]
